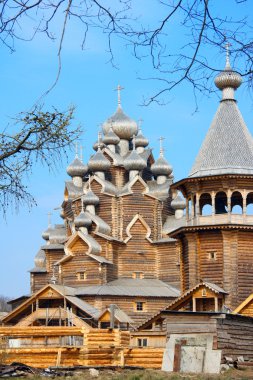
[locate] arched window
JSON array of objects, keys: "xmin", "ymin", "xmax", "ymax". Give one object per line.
[
  {"xmin": 200, "ymin": 193, "xmax": 212, "ymax": 216},
  {"xmin": 215, "ymin": 192, "xmax": 227, "ymax": 214},
  {"xmin": 247, "ymin": 192, "xmax": 253, "ymax": 215},
  {"xmin": 231, "ymin": 191, "xmax": 243, "ymax": 214}
]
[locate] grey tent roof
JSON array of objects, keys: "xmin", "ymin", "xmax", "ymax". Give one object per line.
[{"xmin": 189, "ymin": 100, "xmax": 253, "ymax": 177}]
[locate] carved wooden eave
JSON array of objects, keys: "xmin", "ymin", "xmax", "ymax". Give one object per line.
[
  {"xmin": 171, "ymin": 174, "xmax": 253, "ymax": 197},
  {"xmin": 64, "ymin": 231, "xmax": 101, "ymax": 256},
  {"xmin": 169, "ymin": 223, "xmax": 253, "ymax": 238}
]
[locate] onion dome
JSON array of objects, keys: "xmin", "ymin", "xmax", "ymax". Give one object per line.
[
  {"xmin": 42, "ymin": 226, "xmax": 52, "ymax": 241},
  {"xmin": 74, "ymin": 210, "xmax": 92, "ymax": 229},
  {"xmin": 103, "ymin": 127, "xmax": 120, "ymax": 145},
  {"xmin": 171, "ymin": 194, "xmax": 186, "ymax": 210},
  {"xmin": 214, "ymin": 46, "xmax": 242, "ymax": 91},
  {"xmin": 103, "ymin": 106, "xmax": 138, "ymax": 140},
  {"xmin": 135, "ymin": 129, "xmax": 149, "ymax": 148},
  {"xmin": 93, "ymin": 141, "xmax": 105, "ymax": 151},
  {"xmin": 151, "ymin": 155, "xmax": 173, "ymax": 176},
  {"xmin": 124, "ymin": 150, "xmax": 147, "ymax": 171},
  {"xmin": 83, "ymin": 189, "xmax": 99, "ymax": 206},
  {"xmin": 34, "ymin": 249, "xmax": 46, "ymax": 268},
  {"xmin": 88, "ymin": 149, "xmax": 111, "ymax": 172},
  {"xmin": 67, "ymin": 157, "xmax": 88, "ymax": 178}
]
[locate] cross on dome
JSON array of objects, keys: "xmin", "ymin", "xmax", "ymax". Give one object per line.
[
  {"xmin": 115, "ymin": 84, "xmax": 124, "ymax": 106},
  {"xmin": 159, "ymin": 136, "xmax": 165, "ymax": 156},
  {"xmin": 225, "ymin": 41, "xmax": 232, "ymax": 69}
]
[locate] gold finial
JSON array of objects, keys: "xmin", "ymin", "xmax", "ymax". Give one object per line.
[
  {"xmin": 115, "ymin": 84, "xmax": 124, "ymax": 106},
  {"xmin": 225, "ymin": 42, "xmax": 231, "ymax": 69},
  {"xmin": 159, "ymin": 137, "xmax": 165, "ymax": 156}
]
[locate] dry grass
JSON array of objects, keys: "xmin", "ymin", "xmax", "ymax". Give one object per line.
[{"xmin": 19, "ymin": 368, "xmax": 253, "ymax": 380}]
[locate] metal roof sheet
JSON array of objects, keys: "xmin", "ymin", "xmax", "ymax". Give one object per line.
[
  {"xmin": 65, "ymin": 295, "xmax": 100, "ymax": 319},
  {"xmin": 76, "ymin": 278, "xmax": 180, "ymax": 298}
]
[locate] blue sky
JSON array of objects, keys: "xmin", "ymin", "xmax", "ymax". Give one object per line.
[{"xmin": 1, "ymin": 1, "xmax": 253, "ymax": 297}]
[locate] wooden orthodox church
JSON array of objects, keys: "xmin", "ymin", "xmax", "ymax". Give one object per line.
[{"xmin": 3, "ymin": 51, "xmax": 253, "ymax": 330}]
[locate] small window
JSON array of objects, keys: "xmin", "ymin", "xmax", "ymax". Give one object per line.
[
  {"xmin": 208, "ymin": 251, "xmax": 217, "ymax": 260},
  {"xmin": 135, "ymin": 302, "xmax": 144, "ymax": 311},
  {"xmin": 132, "ymin": 272, "xmax": 144, "ymax": 279},
  {"xmin": 77, "ymin": 271, "xmax": 86, "ymax": 281},
  {"xmin": 202, "ymin": 288, "xmax": 207, "ymax": 297},
  {"xmin": 137, "ymin": 338, "xmax": 148, "ymax": 347}
]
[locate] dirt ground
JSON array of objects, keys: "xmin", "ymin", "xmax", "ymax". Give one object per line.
[{"xmin": 11, "ymin": 368, "xmax": 253, "ymax": 380}]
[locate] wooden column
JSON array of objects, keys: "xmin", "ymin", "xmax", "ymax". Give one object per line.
[
  {"xmin": 211, "ymin": 192, "xmax": 215, "ymax": 216},
  {"xmin": 214, "ymin": 297, "xmax": 219, "ymax": 312},
  {"xmin": 192, "ymin": 297, "xmax": 196, "ymax": 312},
  {"xmin": 243, "ymin": 192, "xmax": 247, "ymax": 216}
]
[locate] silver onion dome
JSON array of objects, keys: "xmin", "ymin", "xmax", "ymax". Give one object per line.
[
  {"xmin": 88, "ymin": 149, "xmax": 111, "ymax": 172},
  {"xmin": 93, "ymin": 141, "xmax": 105, "ymax": 151},
  {"xmin": 42, "ymin": 226, "xmax": 52, "ymax": 241},
  {"xmin": 135, "ymin": 130, "xmax": 149, "ymax": 148},
  {"xmin": 171, "ymin": 194, "xmax": 186, "ymax": 210},
  {"xmin": 67, "ymin": 157, "xmax": 88, "ymax": 178},
  {"xmin": 103, "ymin": 106, "xmax": 138, "ymax": 140},
  {"xmin": 124, "ymin": 150, "xmax": 147, "ymax": 171},
  {"xmin": 103, "ymin": 127, "xmax": 120, "ymax": 145},
  {"xmin": 214, "ymin": 68, "xmax": 242, "ymax": 90},
  {"xmin": 151, "ymin": 156, "xmax": 173, "ymax": 176},
  {"xmin": 214, "ymin": 47, "xmax": 242, "ymax": 90},
  {"xmin": 83, "ymin": 190, "xmax": 99, "ymax": 206},
  {"xmin": 74, "ymin": 210, "xmax": 92, "ymax": 229},
  {"xmin": 34, "ymin": 249, "xmax": 46, "ymax": 268}
]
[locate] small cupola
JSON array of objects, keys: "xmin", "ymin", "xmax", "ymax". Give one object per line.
[
  {"xmin": 151, "ymin": 138, "xmax": 173, "ymax": 184},
  {"xmin": 74, "ymin": 197, "xmax": 92, "ymax": 234},
  {"xmin": 124, "ymin": 136, "xmax": 147, "ymax": 180},
  {"xmin": 103, "ymin": 126, "xmax": 120, "ymax": 153},
  {"xmin": 102, "ymin": 85, "xmax": 138, "ymax": 155},
  {"xmin": 83, "ymin": 182, "xmax": 99, "ymax": 215},
  {"xmin": 88, "ymin": 139, "xmax": 111, "ymax": 179},
  {"xmin": 135, "ymin": 123, "xmax": 149, "ymax": 153},
  {"xmin": 214, "ymin": 43, "xmax": 242, "ymax": 101},
  {"xmin": 171, "ymin": 193, "xmax": 186, "ymax": 219},
  {"xmin": 67, "ymin": 145, "xmax": 88, "ymax": 187}
]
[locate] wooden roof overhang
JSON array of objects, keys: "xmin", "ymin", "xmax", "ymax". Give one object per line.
[
  {"xmin": 233, "ymin": 294, "xmax": 253, "ymax": 315},
  {"xmin": 171, "ymin": 174, "xmax": 253, "ymax": 198},
  {"xmin": 169, "ymin": 223, "xmax": 253, "ymax": 239}
]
